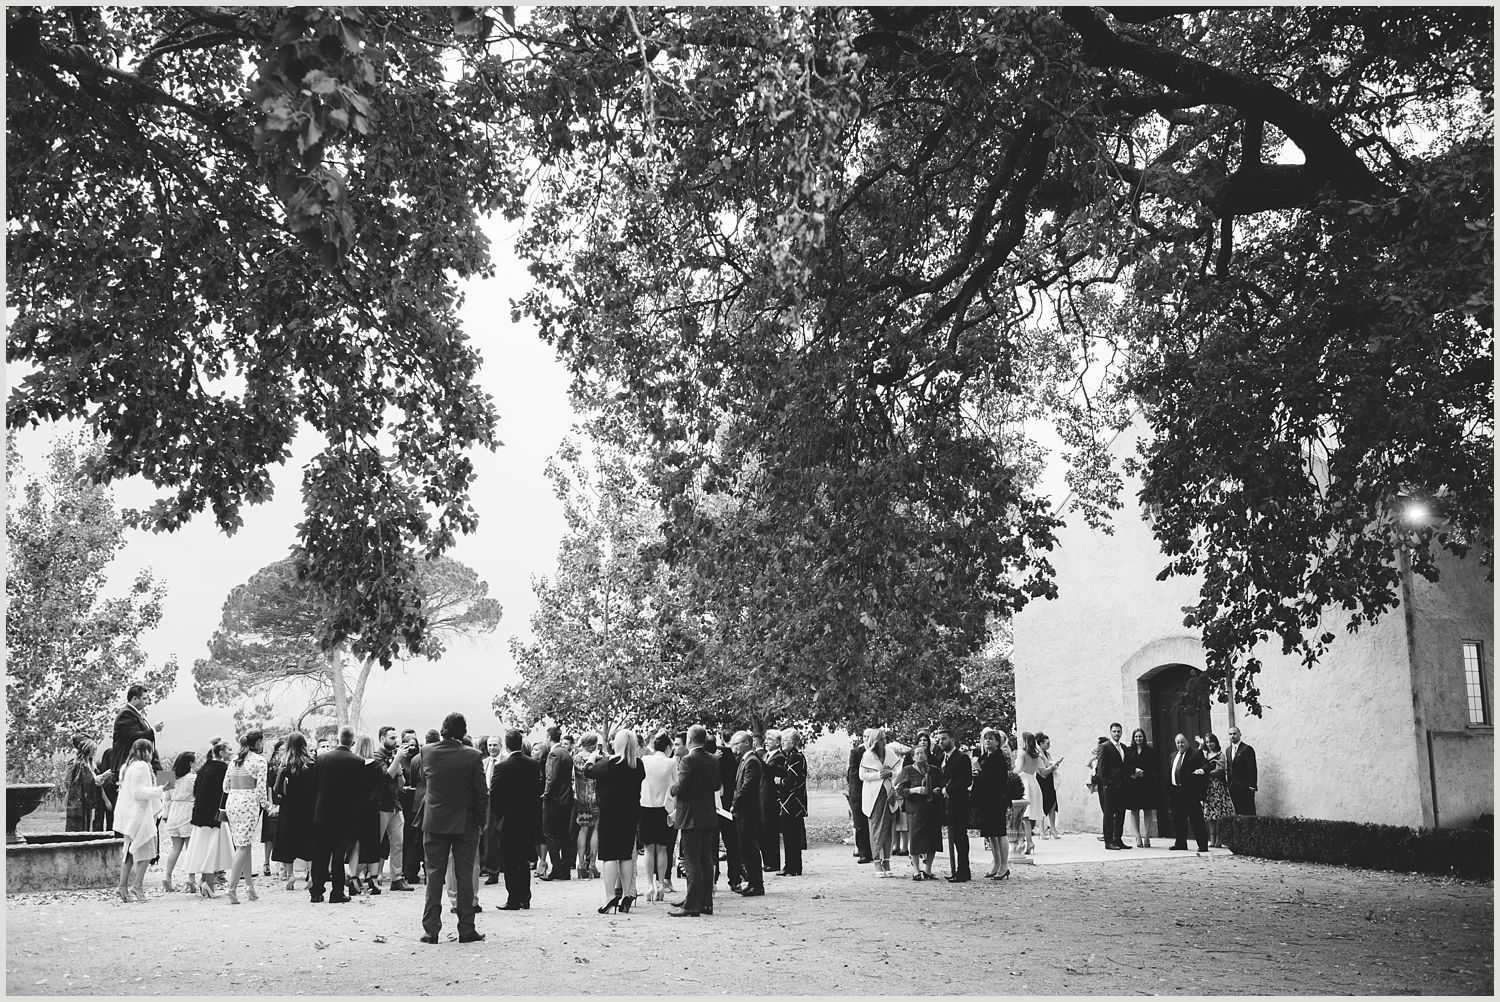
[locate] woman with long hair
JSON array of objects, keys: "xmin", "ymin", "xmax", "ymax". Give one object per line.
[
  {"xmin": 261, "ymin": 737, "xmax": 285, "ymax": 877},
  {"xmin": 573, "ymin": 732, "xmax": 602, "ymax": 879},
  {"xmin": 858, "ymin": 727, "xmax": 901, "ymax": 877},
  {"xmin": 586, "ymin": 729, "xmax": 646, "ymax": 913},
  {"xmin": 1017, "ymin": 731, "xmax": 1043, "ymax": 855},
  {"xmin": 1123, "ymin": 728, "xmax": 1156, "ymax": 848},
  {"xmin": 638, "ymin": 731, "xmax": 678, "ymax": 902},
  {"xmin": 223, "ymin": 729, "xmax": 268, "ymax": 903},
  {"xmin": 345, "ymin": 733, "xmax": 384, "ymax": 895},
  {"xmin": 273, "ymin": 731, "xmax": 317, "ymax": 890},
  {"xmin": 1035, "ymin": 733, "xmax": 1063, "ymax": 839},
  {"xmin": 64, "ymin": 737, "xmax": 110, "ymax": 833},
  {"xmin": 114, "ymin": 738, "xmax": 168, "ymax": 902},
  {"xmin": 161, "ymin": 751, "xmax": 198, "ymax": 892},
  {"xmin": 895, "ymin": 731, "xmax": 942, "ymax": 880},
  {"xmin": 182, "ymin": 738, "xmax": 234, "ymax": 897},
  {"xmin": 974, "ymin": 728, "xmax": 1011, "ymax": 880},
  {"xmin": 529, "ymin": 737, "xmax": 552, "ymax": 878},
  {"xmin": 1202, "ymin": 733, "xmax": 1234, "ymax": 848}
]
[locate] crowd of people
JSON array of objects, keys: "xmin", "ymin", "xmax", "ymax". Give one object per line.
[{"xmin": 69, "ymin": 686, "xmax": 1260, "ymax": 936}]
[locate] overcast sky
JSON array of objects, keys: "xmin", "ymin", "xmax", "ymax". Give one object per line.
[{"xmin": 9, "ymin": 216, "xmax": 579, "ymax": 749}]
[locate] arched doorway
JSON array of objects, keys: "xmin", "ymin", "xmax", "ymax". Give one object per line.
[{"xmin": 1148, "ymin": 663, "xmax": 1210, "ymax": 838}]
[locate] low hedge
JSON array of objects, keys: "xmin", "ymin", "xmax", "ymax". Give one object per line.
[{"xmin": 1219, "ymin": 814, "xmax": 1493, "ymax": 878}]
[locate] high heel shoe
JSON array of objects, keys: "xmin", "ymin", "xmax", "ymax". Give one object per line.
[
  {"xmin": 998, "ymin": 868, "xmax": 1012, "ymax": 881},
  {"xmin": 227, "ymin": 885, "xmax": 240, "ymax": 904},
  {"xmin": 597, "ymin": 894, "xmax": 621, "ymax": 914},
  {"xmin": 245, "ymin": 882, "xmax": 258, "ymax": 902},
  {"xmin": 620, "ymin": 895, "xmax": 635, "ymax": 913},
  {"xmin": 162, "ymin": 878, "xmax": 176, "ymax": 893},
  {"xmin": 199, "ymin": 881, "xmax": 217, "ymax": 899}
]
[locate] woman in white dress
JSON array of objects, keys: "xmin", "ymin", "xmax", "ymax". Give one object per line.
[
  {"xmin": 222, "ymin": 729, "xmax": 268, "ymax": 904},
  {"xmin": 160, "ymin": 751, "xmax": 197, "ymax": 893},
  {"xmin": 181, "ymin": 738, "xmax": 234, "ymax": 897},
  {"xmin": 1017, "ymin": 732, "xmax": 1044, "ymax": 855},
  {"xmin": 114, "ymin": 738, "xmax": 168, "ymax": 903}
]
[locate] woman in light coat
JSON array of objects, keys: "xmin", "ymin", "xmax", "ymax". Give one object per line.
[
  {"xmin": 858, "ymin": 728, "xmax": 901, "ymax": 877},
  {"xmin": 114, "ymin": 738, "xmax": 168, "ymax": 902}
]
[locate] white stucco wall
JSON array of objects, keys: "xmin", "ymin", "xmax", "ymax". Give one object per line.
[
  {"xmin": 1014, "ymin": 435, "xmax": 1432, "ymax": 829},
  {"xmin": 1404, "ymin": 548, "xmax": 1495, "ymax": 827}
]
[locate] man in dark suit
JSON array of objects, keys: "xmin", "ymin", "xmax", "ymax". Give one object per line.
[
  {"xmin": 310, "ymin": 725, "xmax": 365, "ymax": 904},
  {"xmin": 935, "ymin": 726, "xmax": 972, "ymax": 881},
  {"xmin": 540, "ymin": 735, "xmax": 574, "ymax": 880},
  {"xmin": 776, "ymin": 727, "xmax": 808, "ymax": 876},
  {"xmin": 1098, "ymin": 722, "xmax": 1130, "ymax": 850},
  {"xmin": 714, "ymin": 733, "xmax": 743, "ymax": 890},
  {"xmin": 418, "ymin": 712, "xmax": 488, "ymax": 944},
  {"xmin": 847, "ymin": 736, "xmax": 873, "ymax": 863},
  {"xmin": 1225, "ymin": 726, "xmax": 1258, "ymax": 816},
  {"xmin": 1166, "ymin": 732, "xmax": 1210, "ymax": 854},
  {"xmin": 730, "ymin": 730, "xmax": 765, "ymax": 897},
  {"xmin": 489, "ymin": 728, "xmax": 543, "ymax": 910},
  {"xmin": 758, "ymin": 730, "xmax": 785, "ymax": 874},
  {"xmin": 110, "ymin": 684, "xmax": 164, "ymax": 781},
  {"xmin": 669, "ymin": 724, "xmax": 721, "ymax": 917}
]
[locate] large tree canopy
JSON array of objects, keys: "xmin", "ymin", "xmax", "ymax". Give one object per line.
[
  {"xmin": 194, "ymin": 554, "xmax": 501, "ymax": 729},
  {"xmin": 6, "ymin": 6, "xmax": 512, "ymax": 667},
  {"xmin": 8, "ymin": 7, "xmax": 1491, "ymax": 716},
  {"xmin": 505, "ymin": 6, "xmax": 1493, "ymax": 712}
]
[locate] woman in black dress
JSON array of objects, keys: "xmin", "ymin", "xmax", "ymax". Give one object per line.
[
  {"xmin": 1034, "ymin": 732, "xmax": 1062, "ymax": 839},
  {"xmin": 973, "ymin": 728, "xmax": 1011, "ymax": 880},
  {"xmin": 585, "ymin": 729, "xmax": 646, "ymax": 914},
  {"xmin": 895, "ymin": 731, "xmax": 942, "ymax": 880},
  {"xmin": 1123, "ymin": 728, "xmax": 1156, "ymax": 848},
  {"xmin": 272, "ymin": 731, "xmax": 317, "ymax": 890}
]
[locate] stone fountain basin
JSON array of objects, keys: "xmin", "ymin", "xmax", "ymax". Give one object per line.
[{"xmin": 7, "ymin": 831, "xmax": 125, "ymax": 893}]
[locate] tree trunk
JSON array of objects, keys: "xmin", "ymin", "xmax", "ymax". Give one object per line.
[
  {"xmin": 349, "ymin": 657, "xmax": 375, "ymax": 731},
  {"xmin": 326, "ymin": 647, "xmax": 348, "ymax": 727}
]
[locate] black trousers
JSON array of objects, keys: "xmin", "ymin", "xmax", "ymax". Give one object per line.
[
  {"xmin": 1229, "ymin": 785, "xmax": 1257, "ymax": 816},
  {"xmin": 481, "ymin": 822, "xmax": 502, "ymax": 874},
  {"xmin": 423, "ymin": 830, "xmax": 478, "ymax": 936},
  {"xmin": 719, "ymin": 814, "xmax": 742, "ymax": 886},
  {"xmin": 499, "ymin": 839, "xmax": 531, "ymax": 906},
  {"xmin": 848, "ymin": 792, "xmax": 872, "ymax": 859},
  {"xmin": 1169, "ymin": 788, "xmax": 1208, "ymax": 851},
  {"xmin": 781, "ymin": 815, "xmax": 806, "ymax": 875},
  {"xmin": 1102, "ymin": 785, "xmax": 1127, "ymax": 845},
  {"xmin": 759, "ymin": 809, "xmax": 781, "ymax": 871},
  {"xmin": 736, "ymin": 817, "xmax": 763, "ymax": 890},
  {"xmin": 946, "ymin": 800, "xmax": 970, "ymax": 878},
  {"xmin": 680, "ymin": 827, "xmax": 716, "ymax": 913},
  {"xmin": 543, "ymin": 800, "xmax": 572, "ymax": 875},
  {"xmin": 311, "ymin": 822, "xmax": 355, "ymax": 899}
]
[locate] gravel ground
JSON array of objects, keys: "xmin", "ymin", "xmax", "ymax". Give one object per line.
[{"xmin": 8, "ymin": 791, "xmax": 1491, "ymax": 996}]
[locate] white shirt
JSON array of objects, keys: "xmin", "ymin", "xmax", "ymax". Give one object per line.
[
  {"xmin": 1172, "ymin": 750, "xmax": 1185, "ymax": 785},
  {"xmin": 641, "ymin": 753, "xmax": 676, "ymax": 811}
]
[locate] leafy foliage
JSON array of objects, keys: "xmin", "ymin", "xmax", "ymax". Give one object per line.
[
  {"xmin": 194, "ymin": 554, "xmax": 501, "ymax": 729},
  {"xmin": 497, "ymin": 440, "xmax": 683, "ymax": 735},
  {"xmin": 502, "ymin": 7, "xmax": 1492, "ymax": 713},
  {"xmin": 6, "ymin": 6, "xmax": 512, "ymax": 667},
  {"xmin": 5, "ymin": 434, "xmax": 177, "ymax": 774}
]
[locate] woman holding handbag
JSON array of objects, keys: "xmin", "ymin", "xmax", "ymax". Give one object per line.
[
  {"xmin": 182, "ymin": 738, "xmax": 234, "ymax": 898},
  {"xmin": 895, "ymin": 732, "xmax": 943, "ymax": 880}
]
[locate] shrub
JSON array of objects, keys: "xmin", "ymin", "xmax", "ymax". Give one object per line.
[{"xmin": 1220, "ymin": 814, "xmax": 1493, "ymax": 878}]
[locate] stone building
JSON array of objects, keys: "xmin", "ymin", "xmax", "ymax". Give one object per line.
[{"xmin": 1013, "ymin": 442, "xmax": 1494, "ymax": 836}]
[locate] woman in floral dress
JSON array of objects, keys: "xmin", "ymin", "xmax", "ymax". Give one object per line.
[
  {"xmin": 222, "ymin": 729, "xmax": 268, "ymax": 904},
  {"xmin": 1201, "ymin": 733, "xmax": 1235, "ymax": 848}
]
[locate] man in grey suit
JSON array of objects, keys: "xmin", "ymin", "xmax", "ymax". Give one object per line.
[
  {"xmin": 418, "ymin": 713, "xmax": 488, "ymax": 944},
  {"xmin": 668, "ymin": 724, "xmax": 720, "ymax": 918}
]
